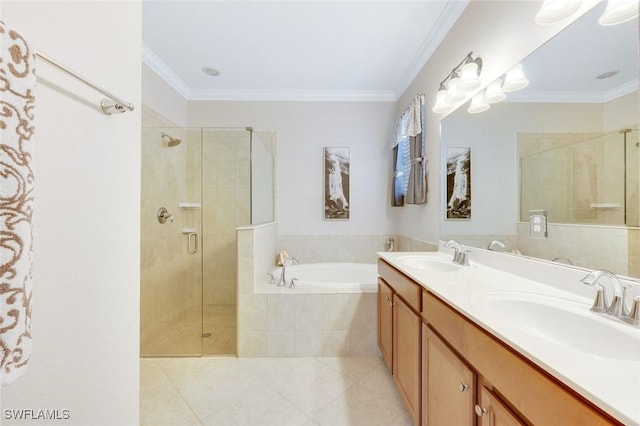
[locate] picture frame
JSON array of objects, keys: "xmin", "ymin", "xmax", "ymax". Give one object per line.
[
  {"xmin": 324, "ymin": 147, "xmax": 350, "ymax": 220},
  {"xmin": 445, "ymin": 147, "xmax": 471, "ymax": 220}
]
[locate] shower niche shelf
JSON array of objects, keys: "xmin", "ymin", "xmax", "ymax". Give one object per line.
[
  {"xmin": 181, "ymin": 228, "xmax": 197, "ymax": 234},
  {"xmin": 179, "ymin": 202, "xmax": 201, "ymax": 210}
]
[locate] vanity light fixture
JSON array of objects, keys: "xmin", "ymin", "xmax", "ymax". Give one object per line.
[
  {"xmin": 432, "ymin": 52, "xmax": 483, "ymax": 114},
  {"xmin": 468, "ymin": 91, "xmax": 490, "ymax": 114},
  {"xmin": 599, "ymin": 0, "xmax": 639, "ymax": 25},
  {"xmin": 502, "ymin": 63, "xmax": 530, "ymax": 92}
]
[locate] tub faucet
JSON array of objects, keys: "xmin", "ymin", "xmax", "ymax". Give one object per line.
[
  {"xmin": 580, "ymin": 270, "xmax": 636, "ymax": 325},
  {"xmin": 279, "ymin": 257, "xmax": 299, "ymax": 287},
  {"xmin": 444, "ymin": 240, "xmax": 469, "ymax": 266}
]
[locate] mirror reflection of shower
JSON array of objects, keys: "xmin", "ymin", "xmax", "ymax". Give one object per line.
[{"xmin": 161, "ymin": 131, "xmax": 182, "ymax": 147}]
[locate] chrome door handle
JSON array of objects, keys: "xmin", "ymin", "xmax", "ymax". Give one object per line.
[{"xmin": 187, "ymin": 232, "xmax": 198, "ymax": 254}]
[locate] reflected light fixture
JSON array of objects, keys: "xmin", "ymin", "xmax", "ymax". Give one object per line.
[
  {"xmin": 599, "ymin": 0, "xmax": 639, "ymax": 25},
  {"xmin": 535, "ymin": 0, "xmax": 639, "ymax": 25},
  {"xmin": 468, "ymin": 91, "xmax": 490, "ymax": 114},
  {"xmin": 502, "ymin": 63, "xmax": 530, "ymax": 92},
  {"xmin": 484, "ymin": 78, "xmax": 506, "ymax": 103},
  {"xmin": 432, "ymin": 52, "xmax": 483, "ymax": 114},
  {"xmin": 535, "ymin": 0, "xmax": 582, "ymax": 24}
]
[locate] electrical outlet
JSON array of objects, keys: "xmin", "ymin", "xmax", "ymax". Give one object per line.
[{"xmin": 529, "ymin": 209, "xmax": 548, "ymax": 238}]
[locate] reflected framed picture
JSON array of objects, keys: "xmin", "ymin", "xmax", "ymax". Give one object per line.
[
  {"xmin": 324, "ymin": 147, "xmax": 350, "ymax": 220},
  {"xmin": 445, "ymin": 147, "xmax": 471, "ymax": 220}
]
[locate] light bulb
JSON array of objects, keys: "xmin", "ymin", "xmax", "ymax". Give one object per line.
[
  {"xmin": 459, "ymin": 62, "xmax": 482, "ymax": 92},
  {"xmin": 433, "ymin": 89, "xmax": 454, "ymax": 114},
  {"xmin": 446, "ymin": 77, "xmax": 467, "ymax": 104}
]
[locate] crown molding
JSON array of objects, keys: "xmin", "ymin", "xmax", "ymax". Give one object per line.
[
  {"xmin": 393, "ymin": 0, "xmax": 469, "ymax": 98},
  {"xmin": 187, "ymin": 89, "xmax": 397, "ymax": 102},
  {"xmin": 142, "ymin": 43, "xmax": 191, "ymax": 99},
  {"xmin": 504, "ymin": 79, "xmax": 639, "ymax": 103}
]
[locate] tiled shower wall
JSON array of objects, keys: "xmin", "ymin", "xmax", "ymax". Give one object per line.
[{"xmin": 141, "ymin": 106, "xmax": 201, "ymax": 354}]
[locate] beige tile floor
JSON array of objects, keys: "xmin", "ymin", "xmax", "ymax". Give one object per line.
[{"xmin": 140, "ymin": 356, "xmax": 411, "ymax": 426}]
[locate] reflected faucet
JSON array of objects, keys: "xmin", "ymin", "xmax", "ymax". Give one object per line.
[
  {"xmin": 444, "ymin": 240, "xmax": 469, "ymax": 266},
  {"xmin": 580, "ymin": 270, "xmax": 639, "ymax": 327},
  {"xmin": 487, "ymin": 240, "xmax": 506, "ymax": 251}
]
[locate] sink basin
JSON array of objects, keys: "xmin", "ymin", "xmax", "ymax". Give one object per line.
[
  {"xmin": 481, "ymin": 292, "xmax": 640, "ymax": 361},
  {"xmin": 397, "ymin": 255, "xmax": 460, "ymax": 273}
]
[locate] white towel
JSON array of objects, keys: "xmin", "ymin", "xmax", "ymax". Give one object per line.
[{"xmin": 0, "ymin": 20, "xmax": 37, "ymax": 385}]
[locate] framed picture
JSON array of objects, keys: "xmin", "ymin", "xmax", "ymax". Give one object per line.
[
  {"xmin": 324, "ymin": 147, "xmax": 350, "ymax": 220},
  {"xmin": 445, "ymin": 147, "xmax": 471, "ymax": 220}
]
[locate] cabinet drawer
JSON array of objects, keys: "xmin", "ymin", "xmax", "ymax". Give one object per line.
[
  {"xmin": 378, "ymin": 259, "xmax": 421, "ymax": 312},
  {"xmin": 422, "ymin": 292, "xmax": 620, "ymax": 426}
]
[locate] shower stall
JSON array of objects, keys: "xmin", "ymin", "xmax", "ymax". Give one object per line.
[{"xmin": 140, "ymin": 126, "xmax": 275, "ymax": 356}]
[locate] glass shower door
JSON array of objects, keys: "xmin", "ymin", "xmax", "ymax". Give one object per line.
[{"xmin": 140, "ymin": 127, "xmax": 203, "ymax": 356}]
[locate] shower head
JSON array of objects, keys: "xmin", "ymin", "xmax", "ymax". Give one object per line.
[{"xmin": 161, "ymin": 132, "xmax": 182, "ymax": 147}]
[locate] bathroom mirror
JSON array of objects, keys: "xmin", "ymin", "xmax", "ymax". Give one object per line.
[{"xmin": 440, "ymin": 2, "xmax": 639, "ymax": 279}]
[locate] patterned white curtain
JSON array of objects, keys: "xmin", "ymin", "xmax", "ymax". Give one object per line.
[{"xmin": 0, "ymin": 20, "xmax": 37, "ymax": 385}]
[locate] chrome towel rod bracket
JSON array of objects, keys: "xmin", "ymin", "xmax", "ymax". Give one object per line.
[{"xmin": 35, "ymin": 51, "xmax": 135, "ymax": 115}]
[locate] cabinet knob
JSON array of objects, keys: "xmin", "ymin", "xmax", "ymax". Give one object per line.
[
  {"xmin": 475, "ymin": 404, "xmax": 487, "ymax": 417},
  {"xmin": 457, "ymin": 382, "xmax": 468, "ymax": 392}
]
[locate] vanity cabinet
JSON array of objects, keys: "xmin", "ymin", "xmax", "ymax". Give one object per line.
[
  {"xmin": 422, "ymin": 289, "xmax": 619, "ymax": 426},
  {"xmin": 378, "ymin": 259, "xmax": 622, "ymax": 426},
  {"xmin": 422, "ymin": 324, "xmax": 475, "ymax": 426},
  {"xmin": 476, "ymin": 385, "xmax": 525, "ymax": 426},
  {"xmin": 378, "ymin": 260, "xmax": 422, "ymax": 426},
  {"xmin": 377, "ymin": 279, "xmax": 393, "ymax": 370},
  {"xmin": 393, "ymin": 295, "xmax": 421, "ymax": 424}
]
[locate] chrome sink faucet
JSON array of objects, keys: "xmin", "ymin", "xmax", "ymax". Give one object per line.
[
  {"xmin": 581, "ymin": 269, "xmax": 640, "ymax": 327},
  {"xmin": 444, "ymin": 240, "xmax": 469, "ymax": 266}
]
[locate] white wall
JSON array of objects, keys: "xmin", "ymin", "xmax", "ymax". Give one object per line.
[
  {"xmin": 440, "ymin": 101, "xmax": 604, "ymax": 236},
  {"xmin": 1, "ymin": 2, "xmax": 141, "ymax": 425},
  {"xmin": 142, "ymin": 63, "xmax": 187, "ymax": 127},
  {"xmin": 188, "ymin": 101, "xmax": 396, "ymax": 235},
  {"xmin": 393, "ymin": 0, "xmax": 589, "ymax": 244},
  {"xmin": 604, "ymin": 91, "xmax": 639, "ymax": 131}
]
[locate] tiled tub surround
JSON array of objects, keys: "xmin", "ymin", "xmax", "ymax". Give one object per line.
[
  {"xmin": 237, "ymin": 227, "xmax": 436, "ymax": 357},
  {"xmin": 381, "ymin": 244, "xmax": 640, "ymax": 425}
]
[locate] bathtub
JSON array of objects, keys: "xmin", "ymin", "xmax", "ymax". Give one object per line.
[{"xmin": 267, "ymin": 262, "xmax": 378, "ymax": 293}]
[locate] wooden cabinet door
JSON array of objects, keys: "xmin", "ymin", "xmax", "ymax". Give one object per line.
[
  {"xmin": 393, "ymin": 295, "xmax": 421, "ymax": 425},
  {"xmin": 378, "ymin": 279, "xmax": 393, "ymax": 370},
  {"xmin": 423, "ymin": 325, "xmax": 475, "ymax": 426},
  {"xmin": 476, "ymin": 386, "xmax": 526, "ymax": 426}
]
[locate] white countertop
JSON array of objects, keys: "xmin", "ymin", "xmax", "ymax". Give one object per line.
[{"xmin": 378, "ymin": 250, "xmax": 640, "ymax": 425}]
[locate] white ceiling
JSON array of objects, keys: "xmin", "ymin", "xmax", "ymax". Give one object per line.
[
  {"xmin": 142, "ymin": 1, "xmax": 638, "ymax": 104},
  {"xmin": 141, "ymin": 1, "xmax": 468, "ymax": 101}
]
